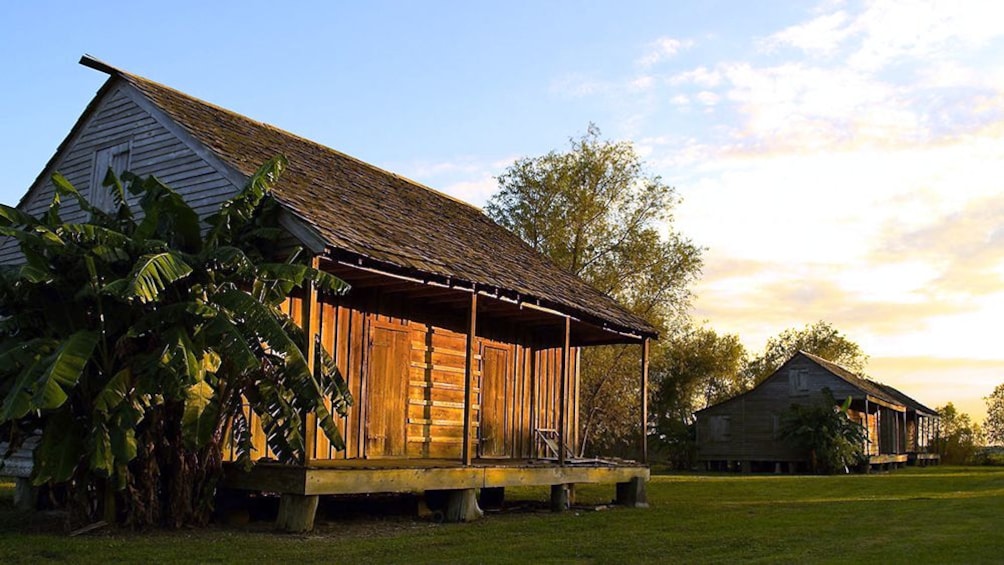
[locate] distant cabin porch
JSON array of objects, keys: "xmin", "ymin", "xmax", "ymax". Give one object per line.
[{"xmin": 852, "ymin": 397, "xmax": 940, "ymax": 469}]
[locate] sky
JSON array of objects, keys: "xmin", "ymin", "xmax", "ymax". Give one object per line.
[{"xmin": 3, "ymin": 1, "xmax": 1003, "ymax": 422}]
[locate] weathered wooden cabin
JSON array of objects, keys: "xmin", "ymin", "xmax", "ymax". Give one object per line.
[
  {"xmin": 696, "ymin": 351, "xmax": 939, "ymax": 472},
  {"xmin": 2, "ymin": 56, "xmax": 655, "ymax": 528}
]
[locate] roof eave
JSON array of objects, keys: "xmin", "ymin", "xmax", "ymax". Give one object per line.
[{"xmin": 320, "ymin": 245, "xmax": 656, "ymax": 343}]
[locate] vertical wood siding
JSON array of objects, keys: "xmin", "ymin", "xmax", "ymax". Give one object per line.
[{"xmin": 224, "ymin": 293, "xmax": 580, "ymax": 463}]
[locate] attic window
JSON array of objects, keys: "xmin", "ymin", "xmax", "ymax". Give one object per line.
[
  {"xmin": 90, "ymin": 141, "xmax": 131, "ymax": 213},
  {"xmin": 788, "ymin": 369, "xmax": 809, "ymax": 396},
  {"xmin": 710, "ymin": 415, "xmax": 731, "ymax": 442}
]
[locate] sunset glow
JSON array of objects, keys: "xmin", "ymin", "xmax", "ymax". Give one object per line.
[{"xmin": 3, "ymin": 1, "xmax": 1002, "ymax": 421}]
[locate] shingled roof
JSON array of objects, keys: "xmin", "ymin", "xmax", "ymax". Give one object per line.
[
  {"xmin": 799, "ymin": 351, "xmax": 899, "ymax": 405},
  {"xmin": 868, "ymin": 381, "xmax": 938, "ymax": 416},
  {"xmin": 799, "ymin": 351, "xmax": 936, "ymax": 414},
  {"xmin": 79, "ymin": 57, "xmax": 656, "ymax": 340}
]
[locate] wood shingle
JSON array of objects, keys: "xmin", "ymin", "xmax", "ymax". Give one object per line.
[{"xmin": 80, "ymin": 57, "xmax": 656, "ymax": 342}]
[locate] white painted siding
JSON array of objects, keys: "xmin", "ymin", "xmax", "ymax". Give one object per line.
[{"xmin": 0, "ymin": 83, "xmax": 242, "ymax": 264}]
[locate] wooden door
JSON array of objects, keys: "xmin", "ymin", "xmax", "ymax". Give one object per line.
[
  {"xmin": 365, "ymin": 324, "xmax": 410, "ymax": 457},
  {"xmin": 480, "ymin": 345, "xmax": 511, "ymax": 458}
]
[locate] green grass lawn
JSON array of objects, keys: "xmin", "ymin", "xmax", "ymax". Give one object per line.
[{"xmin": 0, "ymin": 467, "xmax": 1001, "ymax": 564}]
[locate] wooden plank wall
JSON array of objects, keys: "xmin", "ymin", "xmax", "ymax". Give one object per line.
[
  {"xmin": 532, "ymin": 347, "xmax": 578, "ymax": 458},
  {"xmin": 906, "ymin": 418, "xmax": 918, "ymax": 452},
  {"xmin": 406, "ymin": 323, "xmax": 471, "ymax": 459},
  {"xmin": 225, "ymin": 294, "xmax": 579, "ymax": 463},
  {"xmin": 855, "ymin": 409, "xmax": 880, "ymax": 456},
  {"xmin": 697, "ymin": 355, "xmax": 875, "ymax": 462}
]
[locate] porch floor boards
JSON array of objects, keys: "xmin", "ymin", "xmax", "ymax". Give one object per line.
[{"xmin": 302, "ymin": 457, "xmax": 611, "ymax": 469}]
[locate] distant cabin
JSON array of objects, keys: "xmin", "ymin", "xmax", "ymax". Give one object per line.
[
  {"xmin": 0, "ymin": 56, "xmax": 655, "ymax": 528},
  {"xmin": 695, "ymin": 351, "xmax": 940, "ymax": 473}
]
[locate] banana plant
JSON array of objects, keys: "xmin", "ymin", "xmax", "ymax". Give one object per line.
[
  {"xmin": 779, "ymin": 388, "xmax": 867, "ymax": 474},
  {"xmin": 0, "ymin": 156, "xmax": 352, "ymax": 526}
]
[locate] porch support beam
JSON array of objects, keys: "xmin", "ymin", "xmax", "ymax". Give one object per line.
[
  {"xmin": 462, "ymin": 292, "xmax": 478, "ymax": 465},
  {"xmin": 616, "ymin": 477, "xmax": 649, "ymax": 508},
  {"xmin": 302, "ymin": 255, "xmax": 321, "ymax": 464},
  {"xmin": 276, "ymin": 494, "xmax": 319, "ymax": 533},
  {"xmin": 550, "ymin": 483, "xmax": 570, "ymax": 512},
  {"xmin": 558, "ymin": 316, "xmax": 571, "ymax": 465},
  {"xmin": 640, "ymin": 338, "xmax": 650, "ymax": 463},
  {"xmin": 443, "ymin": 489, "xmax": 483, "ymax": 522},
  {"xmin": 866, "ymin": 394, "xmax": 905, "ymax": 412}
]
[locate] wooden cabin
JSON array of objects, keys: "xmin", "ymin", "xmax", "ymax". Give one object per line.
[
  {"xmin": 695, "ymin": 351, "xmax": 939, "ymax": 473},
  {"xmin": 2, "ymin": 56, "xmax": 655, "ymax": 529}
]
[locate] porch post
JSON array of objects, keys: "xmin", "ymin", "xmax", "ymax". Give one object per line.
[
  {"xmin": 924, "ymin": 416, "xmax": 930, "ymax": 451},
  {"xmin": 302, "ymin": 255, "xmax": 321, "ymax": 464},
  {"xmin": 574, "ymin": 348, "xmax": 581, "ymax": 453},
  {"xmin": 558, "ymin": 316, "xmax": 571, "ymax": 465},
  {"xmin": 921, "ymin": 416, "xmax": 925, "ymax": 451},
  {"xmin": 528, "ymin": 342, "xmax": 537, "ymax": 458},
  {"xmin": 640, "ymin": 338, "xmax": 650, "ymax": 464},
  {"xmin": 864, "ymin": 398, "xmax": 870, "ymax": 456},
  {"xmin": 902, "ymin": 409, "xmax": 907, "ymax": 453},
  {"xmin": 462, "ymin": 292, "xmax": 478, "ymax": 466}
]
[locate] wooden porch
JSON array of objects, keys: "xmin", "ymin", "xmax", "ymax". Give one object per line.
[
  {"xmin": 222, "ymin": 457, "xmax": 649, "ymax": 530},
  {"xmin": 223, "ymin": 457, "xmax": 649, "ymax": 498}
]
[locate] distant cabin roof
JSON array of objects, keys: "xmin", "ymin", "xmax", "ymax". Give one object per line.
[
  {"xmin": 797, "ymin": 351, "xmax": 901, "ymax": 406},
  {"xmin": 76, "ymin": 56, "xmax": 656, "ymax": 341},
  {"xmin": 696, "ymin": 351, "xmax": 938, "ymax": 416}
]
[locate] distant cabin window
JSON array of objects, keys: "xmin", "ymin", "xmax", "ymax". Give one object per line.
[
  {"xmin": 710, "ymin": 415, "xmax": 731, "ymax": 442},
  {"xmin": 771, "ymin": 414, "xmax": 781, "ymax": 439},
  {"xmin": 788, "ymin": 369, "xmax": 809, "ymax": 396},
  {"xmin": 90, "ymin": 141, "xmax": 131, "ymax": 212}
]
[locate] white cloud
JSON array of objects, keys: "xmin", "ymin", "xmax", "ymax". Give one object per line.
[
  {"xmin": 406, "ymin": 159, "xmax": 485, "ymax": 178},
  {"xmin": 549, "ymin": 73, "xmax": 610, "ymax": 98},
  {"xmin": 759, "ymin": 10, "xmax": 852, "ymax": 55},
  {"xmin": 718, "ymin": 61, "xmax": 922, "ymax": 149},
  {"xmin": 669, "ymin": 66, "xmax": 722, "ymax": 87},
  {"xmin": 397, "ymin": 155, "xmax": 521, "ymax": 209},
  {"xmin": 629, "ymin": 75, "xmax": 655, "ymax": 91},
  {"xmin": 758, "ymin": 2, "xmax": 1004, "ymax": 70},
  {"xmin": 637, "ymin": 36, "xmax": 694, "ymax": 68},
  {"xmin": 677, "ymin": 126, "xmax": 1004, "ymax": 368},
  {"xmin": 440, "ymin": 174, "xmax": 498, "ymax": 208},
  {"xmin": 848, "ymin": 0, "xmax": 1004, "ymax": 70},
  {"xmin": 695, "ymin": 91, "xmax": 720, "ymax": 106}
]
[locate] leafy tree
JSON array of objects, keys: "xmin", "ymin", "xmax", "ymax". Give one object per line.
[
  {"xmin": 779, "ymin": 388, "xmax": 866, "ymax": 474},
  {"xmin": 0, "ymin": 157, "xmax": 351, "ymax": 527},
  {"xmin": 485, "ymin": 125, "xmax": 703, "ymax": 455},
  {"xmin": 650, "ymin": 324, "xmax": 747, "ymax": 468},
  {"xmin": 745, "ymin": 321, "xmax": 867, "ymax": 385},
  {"xmin": 934, "ymin": 403, "xmax": 984, "ymax": 464},
  {"xmin": 984, "ymin": 384, "xmax": 1004, "ymax": 447}
]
